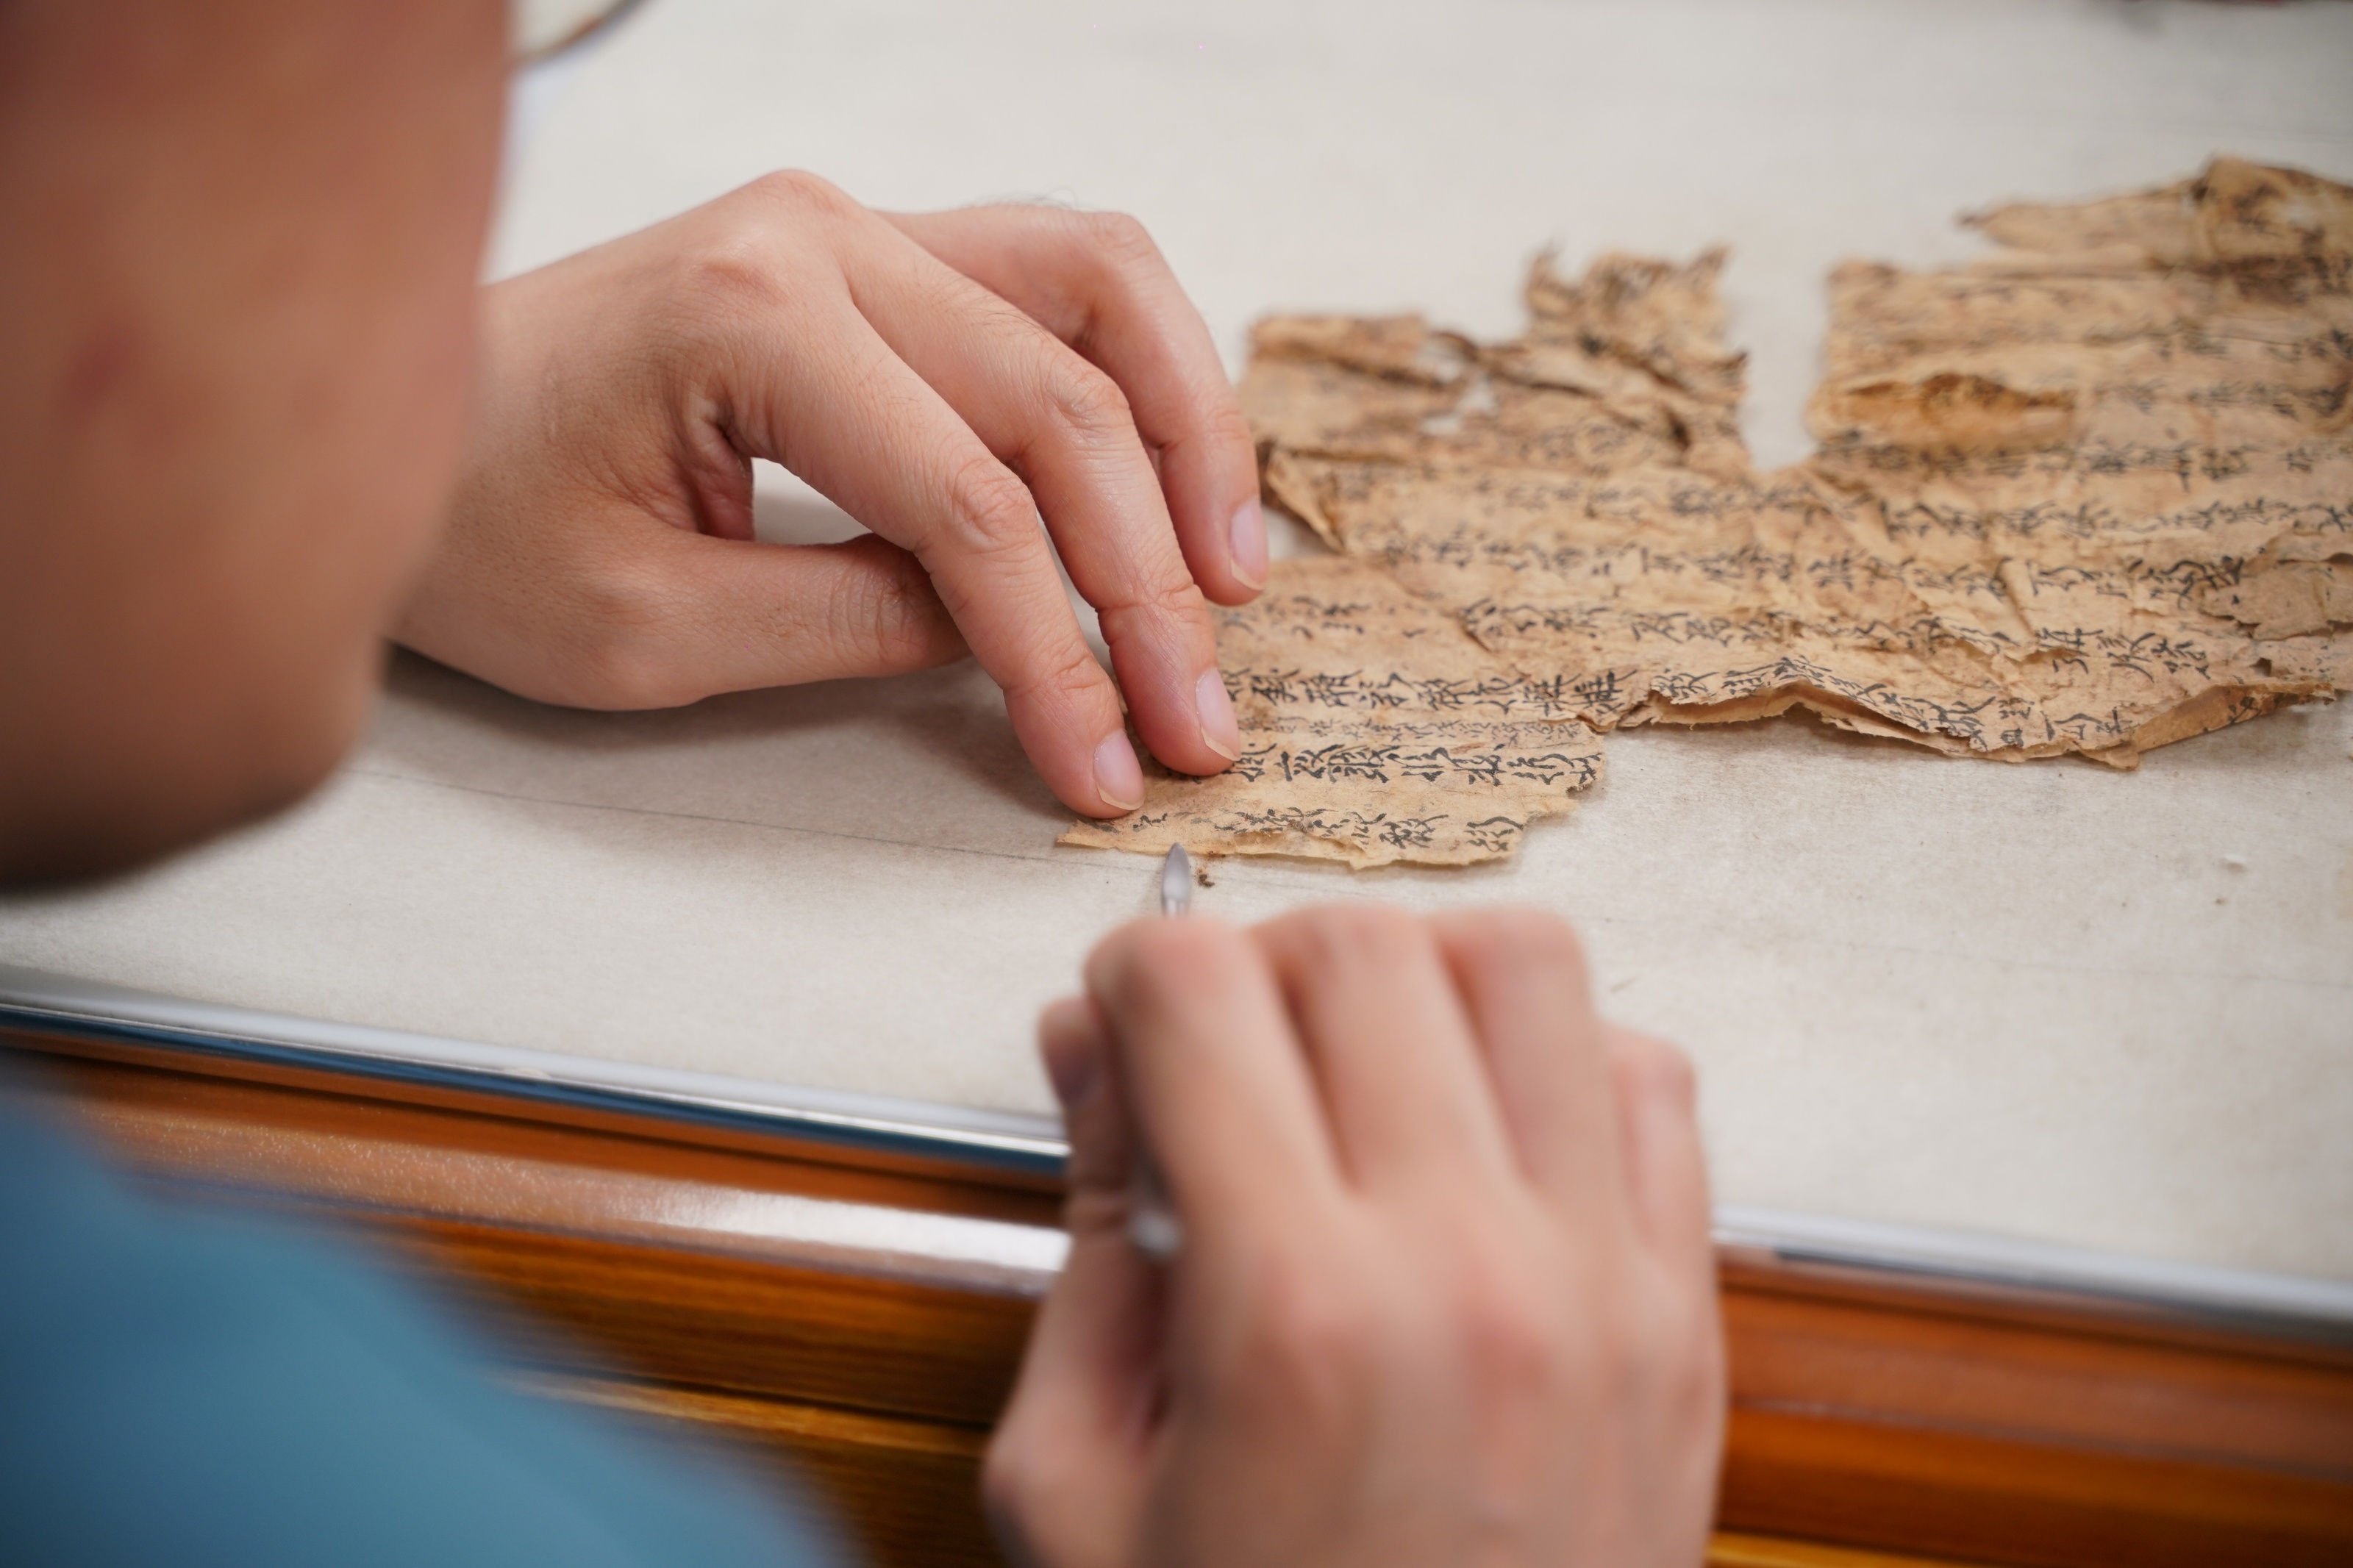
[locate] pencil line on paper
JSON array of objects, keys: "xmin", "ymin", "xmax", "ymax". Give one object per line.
[
  {"xmin": 335, "ymin": 777, "xmax": 2350, "ymax": 990},
  {"xmin": 342, "ymin": 767, "xmax": 1079, "ymax": 872}
]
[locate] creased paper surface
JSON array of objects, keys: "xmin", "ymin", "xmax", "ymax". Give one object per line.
[
  {"xmin": 1063, "ymin": 556, "xmax": 1604, "ymax": 866},
  {"xmin": 1067, "ymin": 159, "xmax": 2353, "ymax": 866}
]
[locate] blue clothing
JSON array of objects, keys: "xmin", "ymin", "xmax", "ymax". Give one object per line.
[{"xmin": 0, "ymin": 1088, "xmax": 841, "ymax": 1568}]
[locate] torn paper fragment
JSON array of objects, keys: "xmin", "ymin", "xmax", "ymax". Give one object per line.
[
  {"xmin": 1071, "ymin": 158, "xmax": 2352, "ymax": 866},
  {"xmin": 1060, "ymin": 557, "xmax": 1604, "ymax": 867}
]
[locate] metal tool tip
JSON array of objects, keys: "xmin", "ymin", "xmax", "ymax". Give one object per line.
[{"xmin": 1160, "ymin": 844, "xmax": 1192, "ymax": 917}]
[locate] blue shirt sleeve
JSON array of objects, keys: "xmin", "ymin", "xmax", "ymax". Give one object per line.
[{"xmin": 0, "ymin": 1090, "xmax": 848, "ymax": 1568}]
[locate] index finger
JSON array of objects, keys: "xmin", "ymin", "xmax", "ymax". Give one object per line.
[
  {"xmin": 1084, "ymin": 917, "xmax": 1344, "ymax": 1263},
  {"xmin": 717, "ymin": 268, "xmax": 1144, "ymax": 815},
  {"xmin": 840, "ymin": 225, "xmax": 1240, "ymax": 781},
  {"xmin": 886, "ymin": 206, "xmax": 1268, "ymax": 604}
]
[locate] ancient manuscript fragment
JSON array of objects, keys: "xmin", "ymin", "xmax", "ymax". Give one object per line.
[
  {"xmin": 1062, "ymin": 556, "xmax": 1604, "ymax": 867},
  {"xmin": 1065, "ymin": 159, "xmax": 2353, "ymax": 866}
]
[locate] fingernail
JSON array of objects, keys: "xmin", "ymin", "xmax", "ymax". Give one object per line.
[
  {"xmin": 1229, "ymin": 498, "xmax": 1268, "ymax": 590},
  {"xmin": 1093, "ymin": 731, "xmax": 1146, "ymax": 813},
  {"xmin": 1196, "ymin": 668, "xmax": 1241, "ymax": 762}
]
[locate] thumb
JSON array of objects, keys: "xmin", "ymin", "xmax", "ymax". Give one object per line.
[
  {"xmin": 640, "ymin": 529, "xmax": 967, "ymax": 695},
  {"xmin": 985, "ymin": 999, "xmax": 1161, "ymax": 1568}
]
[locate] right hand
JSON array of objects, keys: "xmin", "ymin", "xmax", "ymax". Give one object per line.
[{"xmin": 990, "ymin": 904, "xmax": 1725, "ymax": 1568}]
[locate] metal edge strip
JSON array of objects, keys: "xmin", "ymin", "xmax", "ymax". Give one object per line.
[
  {"xmin": 0, "ymin": 965, "xmax": 1063, "ymax": 1180},
  {"xmin": 1716, "ymin": 1205, "xmax": 2353, "ymax": 1342},
  {"xmin": 7, "ymin": 965, "xmax": 2351, "ymax": 1336}
]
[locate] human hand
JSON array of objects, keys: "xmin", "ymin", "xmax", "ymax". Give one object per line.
[
  {"xmin": 991, "ymin": 906, "xmax": 1724, "ymax": 1568},
  {"xmin": 395, "ymin": 175, "xmax": 1268, "ymax": 817}
]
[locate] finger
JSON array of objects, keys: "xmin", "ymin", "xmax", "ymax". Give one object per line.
[
  {"xmin": 1608, "ymin": 1026, "xmax": 1714, "ymax": 1272},
  {"xmin": 1082, "ymin": 917, "xmax": 1342, "ymax": 1260},
  {"xmin": 1040, "ymin": 995, "xmax": 1132, "ymax": 1198},
  {"xmin": 1429, "ymin": 909, "xmax": 1626, "ymax": 1214},
  {"xmin": 707, "ymin": 239, "xmax": 1145, "ymax": 816},
  {"xmin": 622, "ymin": 531, "xmax": 965, "ymax": 698},
  {"xmin": 841, "ymin": 215, "xmax": 1240, "ymax": 779},
  {"xmin": 888, "ymin": 206, "xmax": 1268, "ymax": 602},
  {"xmin": 1251, "ymin": 905, "xmax": 1518, "ymax": 1194},
  {"xmin": 985, "ymin": 1230, "xmax": 1160, "ymax": 1568},
  {"xmin": 399, "ymin": 520, "xmax": 968, "ymax": 710},
  {"xmin": 988, "ymin": 997, "xmax": 1160, "ymax": 1568}
]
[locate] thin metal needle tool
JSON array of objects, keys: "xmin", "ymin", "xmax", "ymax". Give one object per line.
[
  {"xmin": 1125, "ymin": 845, "xmax": 1190, "ymax": 1261},
  {"xmin": 1159, "ymin": 840, "xmax": 1192, "ymax": 920}
]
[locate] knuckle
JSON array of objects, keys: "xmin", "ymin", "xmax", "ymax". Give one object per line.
[
  {"xmin": 1617, "ymin": 1029, "xmax": 1699, "ymax": 1108},
  {"xmin": 1042, "ymin": 357, "xmax": 1136, "ymax": 441},
  {"xmin": 1094, "ymin": 570, "xmax": 1203, "ymax": 625},
  {"xmin": 1652, "ymin": 1039, "xmax": 1700, "ymax": 1105},
  {"xmin": 821, "ymin": 546, "xmax": 945, "ymax": 670},
  {"xmin": 675, "ymin": 173, "xmax": 857, "ymax": 316},
  {"xmin": 1195, "ymin": 395, "xmax": 1257, "ymax": 453},
  {"xmin": 1454, "ymin": 1267, "xmax": 1567, "ymax": 1401},
  {"xmin": 744, "ymin": 166, "xmax": 852, "ymax": 215},
  {"xmin": 818, "ymin": 571, "xmax": 901, "ymax": 670},
  {"xmin": 939, "ymin": 454, "xmax": 1041, "ymax": 559},
  {"xmin": 1492, "ymin": 906, "xmax": 1588, "ymax": 967},
  {"xmin": 999, "ymin": 635, "xmax": 1104, "ymax": 709},
  {"xmin": 1457, "ymin": 906, "xmax": 1590, "ymax": 989},
  {"xmin": 675, "ymin": 236, "xmax": 789, "ymax": 316},
  {"xmin": 1279, "ymin": 901, "xmax": 1429, "ymax": 971},
  {"xmin": 1229, "ymin": 1262, "xmax": 1377, "ymax": 1420},
  {"xmin": 1076, "ymin": 209, "xmax": 1163, "ymax": 271}
]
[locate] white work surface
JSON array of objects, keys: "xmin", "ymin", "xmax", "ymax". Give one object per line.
[{"xmin": 6, "ymin": 0, "xmax": 2352, "ymax": 1285}]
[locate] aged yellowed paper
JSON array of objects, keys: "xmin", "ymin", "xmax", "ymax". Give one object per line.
[{"xmin": 1067, "ymin": 159, "xmax": 2353, "ymax": 867}]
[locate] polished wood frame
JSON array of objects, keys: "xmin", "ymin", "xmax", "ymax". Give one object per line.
[{"xmin": 7, "ymin": 1025, "xmax": 2350, "ymax": 1568}]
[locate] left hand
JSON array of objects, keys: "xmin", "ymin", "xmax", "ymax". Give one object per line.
[{"xmin": 395, "ymin": 173, "xmax": 1268, "ymax": 817}]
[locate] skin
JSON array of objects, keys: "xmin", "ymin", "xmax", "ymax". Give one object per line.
[
  {"xmin": 0, "ymin": 1, "xmax": 1726, "ymax": 1561},
  {"xmin": 994, "ymin": 908, "xmax": 1724, "ymax": 1568},
  {"xmin": 401, "ymin": 183, "xmax": 1270, "ymax": 817},
  {"xmin": 0, "ymin": 0, "xmax": 505, "ymax": 881}
]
